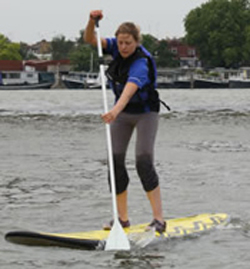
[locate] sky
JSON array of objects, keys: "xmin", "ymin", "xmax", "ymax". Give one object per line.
[{"xmin": 0, "ymin": 0, "xmax": 208, "ymax": 44}]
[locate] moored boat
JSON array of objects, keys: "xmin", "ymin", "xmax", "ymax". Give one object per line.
[
  {"xmin": 229, "ymin": 67, "xmax": 250, "ymax": 88},
  {"xmin": 62, "ymin": 71, "xmax": 106, "ymax": 89},
  {"xmin": 174, "ymin": 75, "xmax": 191, "ymax": 88},
  {"xmin": 157, "ymin": 75, "xmax": 175, "ymax": 89},
  {"xmin": 194, "ymin": 76, "xmax": 229, "ymax": 89},
  {"xmin": 0, "ymin": 71, "xmax": 55, "ymax": 90}
]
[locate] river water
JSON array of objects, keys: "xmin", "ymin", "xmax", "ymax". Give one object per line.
[{"xmin": 0, "ymin": 89, "xmax": 249, "ymax": 268}]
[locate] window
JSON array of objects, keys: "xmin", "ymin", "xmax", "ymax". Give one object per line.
[
  {"xmin": 188, "ymin": 49, "xmax": 195, "ymax": 56},
  {"xmin": 10, "ymin": 73, "xmax": 20, "ymax": 79},
  {"xmin": 171, "ymin": 48, "xmax": 178, "ymax": 54}
]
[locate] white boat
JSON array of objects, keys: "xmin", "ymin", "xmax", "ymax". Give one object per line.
[
  {"xmin": 174, "ymin": 73, "xmax": 229, "ymax": 89},
  {"xmin": 157, "ymin": 75, "xmax": 174, "ymax": 88},
  {"xmin": 194, "ymin": 74, "xmax": 229, "ymax": 88},
  {"xmin": 229, "ymin": 67, "xmax": 250, "ymax": 88},
  {"xmin": 62, "ymin": 71, "xmax": 104, "ymax": 89},
  {"xmin": 0, "ymin": 71, "xmax": 55, "ymax": 90},
  {"xmin": 174, "ymin": 75, "xmax": 191, "ymax": 88}
]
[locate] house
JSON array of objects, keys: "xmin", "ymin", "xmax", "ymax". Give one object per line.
[
  {"xmin": 168, "ymin": 39, "xmax": 200, "ymax": 68},
  {"xmin": 28, "ymin": 39, "xmax": 52, "ymax": 60}
]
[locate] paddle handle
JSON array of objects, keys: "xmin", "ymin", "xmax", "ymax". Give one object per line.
[{"xmin": 95, "ymin": 20, "xmax": 119, "ymax": 221}]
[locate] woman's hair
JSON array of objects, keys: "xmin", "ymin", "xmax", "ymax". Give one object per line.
[{"xmin": 115, "ymin": 22, "xmax": 141, "ymax": 43}]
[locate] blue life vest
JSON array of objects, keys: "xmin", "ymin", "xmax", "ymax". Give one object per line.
[{"xmin": 106, "ymin": 47, "xmax": 160, "ymax": 113}]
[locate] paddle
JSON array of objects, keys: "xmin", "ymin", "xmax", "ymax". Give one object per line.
[{"xmin": 94, "ymin": 18, "xmax": 130, "ymax": 251}]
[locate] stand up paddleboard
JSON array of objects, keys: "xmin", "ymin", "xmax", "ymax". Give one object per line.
[{"xmin": 5, "ymin": 213, "xmax": 229, "ymax": 250}]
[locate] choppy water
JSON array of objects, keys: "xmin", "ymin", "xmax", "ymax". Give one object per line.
[{"xmin": 0, "ymin": 89, "xmax": 250, "ymax": 268}]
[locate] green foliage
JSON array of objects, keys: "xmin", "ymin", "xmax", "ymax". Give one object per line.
[
  {"xmin": 185, "ymin": 0, "xmax": 250, "ymax": 68},
  {"xmin": 242, "ymin": 25, "xmax": 250, "ymax": 65},
  {"xmin": 75, "ymin": 29, "xmax": 85, "ymax": 46},
  {"xmin": 0, "ymin": 34, "xmax": 22, "ymax": 60},
  {"xmin": 19, "ymin": 42, "xmax": 38, "ymax": 60},
  {"xmin": 51, "ymin": 35, "xmax": 75, "ymax": 60},
  {"xmin": 69, "ymin": 44, "xmax": 98, "ymax": 71},
  {"xmin": 208, "ymin": 71, "xmax": 219, "ymax": 77},
  {"xmin": 141, "ymin": 34, "xmax": 158, "ymax": 54},
  {"xmin": 142, "ymin": 34, "xmax": 178, "ymax": 67},
  {"xmin": 68, "ymin": 30, "xmax": 99, "ymax": 72},
  {"xmin": 155, "ymin": 39, "xmax": 179, "ymax": 68}
]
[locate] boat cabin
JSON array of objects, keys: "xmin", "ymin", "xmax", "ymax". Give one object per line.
[{"xmin": 0, "ymin": 71, "xmax": 39, "ymax": 85}]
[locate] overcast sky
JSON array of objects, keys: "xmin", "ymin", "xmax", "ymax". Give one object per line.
[{"xmin": 0, "ymin": 0, "xmax": 208, "ymax": 44}]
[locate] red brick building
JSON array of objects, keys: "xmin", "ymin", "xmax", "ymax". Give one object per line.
[{"xmin": 168, "ymin": 39, "xmax": 200, "ymax": 67}]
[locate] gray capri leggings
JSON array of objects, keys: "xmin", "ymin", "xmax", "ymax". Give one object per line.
[{"xmin": 110, "ymin": 111, "xmax": 159, "ymax": 194}]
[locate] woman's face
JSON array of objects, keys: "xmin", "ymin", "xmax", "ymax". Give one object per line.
[{"xmin": 117, "ymin": 33, "xmax": 138, "ymax": 58}]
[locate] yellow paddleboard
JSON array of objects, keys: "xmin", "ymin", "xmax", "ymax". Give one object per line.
[{"xmin": 5, "ymin": 213, "xmax": 229, "ymax": 250}]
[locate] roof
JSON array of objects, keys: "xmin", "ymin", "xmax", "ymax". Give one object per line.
[
  {"xmin": 0, "ymin": 60, "xmax": 23, "ymax": 71},
  {"xmin": 25, "ymin": 59, "xmax": 70, "ymax": 66},
  {"xmin": 0, "ymin": 60, "xmax": 71, "ymax": 72}
]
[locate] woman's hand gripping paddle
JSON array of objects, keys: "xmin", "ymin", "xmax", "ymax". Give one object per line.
[{"xmin": 94, "ymin": 18, "xmax": 130, "ymax": 251}]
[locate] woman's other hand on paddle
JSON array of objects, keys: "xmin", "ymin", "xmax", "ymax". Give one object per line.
[
  {"xmin": 101, "ymin": 108, "xmax": 119, "ymax": 124},
  {"xmin": 101, "ymin": 82, "xmax": 138, "ymax": 124},
  {"xmin": 90, "ymin": 10, "xmax": 103, "ymax": 21}
]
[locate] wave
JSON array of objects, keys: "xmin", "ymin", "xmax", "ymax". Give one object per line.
[
  {"xmin": 224, "ymin": 217, "xmax": 250, "ymax": 237},
  {"xmin": 179, "ymin": 140, "xmax": 250, "ymax": 153},
  {"xmin": 0, "ymin": 111, "xmax": 102, "ymax": 123},
  {"xmin": 161, "ymin": 108, "xmax": 250, "ymax": 122},
  {"xmin": 0, "ymin": 108, "xmax": 250, "ymax": 124}
]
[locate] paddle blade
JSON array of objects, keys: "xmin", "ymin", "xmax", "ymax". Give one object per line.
[{"xmin": 105, "ymin": 219, "xmax": 130, "ymax": 251}]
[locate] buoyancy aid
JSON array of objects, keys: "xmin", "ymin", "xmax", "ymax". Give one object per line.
[{"xmin": 105, "ymin": 46, "xmax": 160, "ymax": 113}]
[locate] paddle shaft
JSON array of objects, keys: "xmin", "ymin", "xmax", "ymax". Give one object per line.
[{"xmin": 95, "ymin": 20, "xmax": 119, "ymax": 222}]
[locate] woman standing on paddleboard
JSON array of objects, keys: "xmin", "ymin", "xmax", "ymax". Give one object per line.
[{"xmin": 84, "ymin": 10, "xmax": 166, "ymax": 233}]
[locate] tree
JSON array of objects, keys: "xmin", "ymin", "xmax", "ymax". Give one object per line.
[
  {"xmin": 0, "ymin": 34, "xmax": 22, "ymax": 60},
  {"xmin": 141, "ymin": 34, "xmax": 158, "ymax": 54},
  {"xmin": 69, "ymin": 44, "xmax": 98, "ymax": 71},
  {"xmin": 155, "ymin": 39, "xmax": 179, "ymax": 68},
  {"xmin": 68, "ymin": 30, "xmax": 99, "ymax": 72},
  {"xmin": 184, "ymin": 0, "xmax": 250, "ymax": 68},
  {"xmin": 142, "ymin": 34, "xmax": 178, "ymax": 67},
  {"xmin": 242, "ymin": 25, "xmax": 250, "ymax": 65},
  {"xmin": 51, "ymin": 35, "xmax": 75, "ymax": 60},
  {"xmin": 75, "ymin": 29, "xmax": 85, "ymax": 46},
  {"xmin": 19, "ymin": 42, "xmax": 38, "ymax": 60}
]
